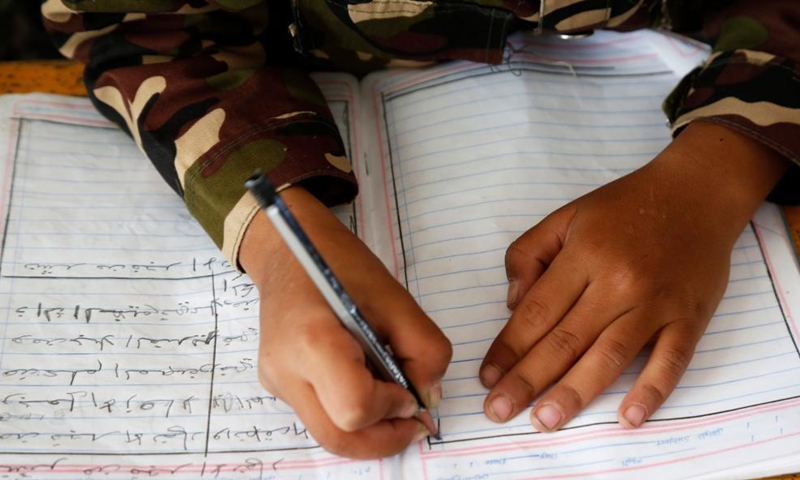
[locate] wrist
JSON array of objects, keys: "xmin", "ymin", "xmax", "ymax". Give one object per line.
[
  {"xmin": 650, "ymin": 121, "xmax": 790, "ymax": 231},
  {"xmin": 239, "ymin": 185, "xmax": 333, "ymax": 287}
]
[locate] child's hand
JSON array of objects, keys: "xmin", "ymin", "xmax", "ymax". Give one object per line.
[
  {"xmin": 240, "ymin": 186, "xmax": 451, "ymax": 459},
  {"xmin": 479, "ymin": 122, "xmax": 791, "ymax": 431}
]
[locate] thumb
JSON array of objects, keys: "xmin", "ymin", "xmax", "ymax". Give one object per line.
[{"xmin": 505, "ymin": 205, "xmax": 574, "ymax": 310}]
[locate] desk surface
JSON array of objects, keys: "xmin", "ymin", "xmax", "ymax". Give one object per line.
[{"xmin": 1, "ymin": 59, "xmax": 798, "ymax": 480}]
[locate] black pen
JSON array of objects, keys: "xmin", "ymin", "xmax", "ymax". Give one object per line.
[{"xmin": 245, "ymin": 171, "xmax": 440, "ymax": 440}]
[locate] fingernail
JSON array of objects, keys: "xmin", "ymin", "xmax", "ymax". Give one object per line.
[
  {"xmin": 416, "ymin": 410, "xmax": 439, "ymax": 438},
  {"xmin": 507, "ymin": 280, "xmax": 519, "ymax": 308},
  {"xmin": 489, "ymin": 395, "xmax": 514, "ymax": 422},
  {"xmin": 425, "ymin": 381, "xmax": 443, "ymax": 409},
  {"xmin": 533, "ymin": 403, "xmax": 563, "ymax": 432},
  {"xmin": 622, "ymin": 404, "xmax": 648, "ymax": 428},
  {"xmin": 412, "ymin": 424, "xmax": 430, "ymax": 443},
  {"xmin": 480, "ymin": 364, "xmax": 503, "ymax": 388},
  {"xmin": 399, "ymin": 399, "xmax": 419, "ymax": 419}
]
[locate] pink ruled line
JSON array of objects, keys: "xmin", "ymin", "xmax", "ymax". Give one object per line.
[
  {"xmin": 422, "ymin": 396, "xmax": 800, "ymax": 460},
  {"xmin": 754, "ymin": 219, "xmax": 799, "ymax": 341},
  {"xmin": 0, "ymin": 118, "xmax": 19, "ymax": 240},
  {"xmin": 372, "ymin": 76, "xmax": 402, "ymax": 279},
  {"xmin": 12, "ymin": 98, "xmax": 96, "ymax": 111},
  {"xmin": 663, "ymin": 33, "xmax": 706, "ymax": 58},
  {"xmin": 541, "ymin": 429, "xmax": 800, "ymax": 479},
  {"xmin": 512, "ymin": 50, "xmax": 659, "ymax": 65},
  {"xmin": 11, "ymin": 99, "xmax": 113, "ymax": 128},
  {"xmin": 0, "ymin": 118, "xmax": 19, "ymax": 235},
  {"xmin": 0, "ymin": 456, "xmax": 378, "ymax": 475}
]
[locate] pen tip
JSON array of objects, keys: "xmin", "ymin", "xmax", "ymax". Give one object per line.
[{"xmin": 417, "ymin": 410, "xmax": 440, "ymax": 440}]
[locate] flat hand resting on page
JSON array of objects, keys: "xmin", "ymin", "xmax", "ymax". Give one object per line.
[{"xmin": 479, "ymin": 122, "xmax": 791, "ymax": 432}]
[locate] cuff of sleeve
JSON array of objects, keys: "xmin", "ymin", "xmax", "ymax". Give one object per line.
[
  {"xmin": 664, "ymin": 49, "xmax": 800, "ymax": 204},
  {"xmin": 182, "ymin": 112, "xmax": 358, "ymax": 272}
]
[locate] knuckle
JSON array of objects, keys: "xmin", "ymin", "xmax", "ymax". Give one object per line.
[
  {"xmin": 673, "ymin": 294, "xmax": 714, "ymax": 321},
  {"xmin": 519, "ymin": 298, "xmax": 550, "ymax": 328},
  {"xmin": 432, "ymin": 336, "xmax": 454, "ymax": 368},
  {"xmin": 256, "ymin": 366, "xmax": 278, "ymax": 395},
  {"xmin": 640, "ymin": 382, "xmax": 667, "ymax": 407},
  {"xmin": 505, "ymin": 239, "xmax": 528, "ymax": 267},
  {"xmin": 657, "ymin": 346, "xmax": 692, "ymax": 379},
  {"xmin": 510, "ymin": 370, "xmax": 538, "ymax": 398},
  {"xmin": 504, "ymin": 238, "xmax": 528, "ymax": 270},
  {"xmin": 485, "ymin": 340, "xmax": 521, "ymax": 370},
  {"xmin": 643, "ymin": 284, "xmax": 688, "ymax": 308},
  {"xmin": 317, "ymin": 429, "xmax": 351, "ymax": 457},
  {"xmin": 423, "ymin": 346, "xmax": 453, "ymax": 377},
  {"xmin": 332, "ymin": 392, "xmax": 374, "ymax": 432},
  {"xmin": 559, "ymin": 383, "xmax": 586, "ymax": 410},
  {"xmin": 357, "ymin": 300, "xmax": 385, "ymax": 327},
  {"xmin": 545, "ymin": 327, "xmax": 583, "ymax": 361},
  {"xmin": 296, "ymin": 320, "xmax": 328, "ymax": 350},
  {"xmin": 597, "ymin": 337, "xmax": 630, "ymax": 371},
  {"xmin": 413, "ymin": 332, "xmax": 454, "ymax": 369},
  {"xmin": 608, "ymin": 270, "xmax": 651, "ymax": 299},
  {"xmin": 606, "ymin": 268, "xmax": 715, "ymax": 322}
]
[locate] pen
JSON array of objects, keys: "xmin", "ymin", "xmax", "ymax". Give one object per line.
[{"xmin": 245, "ymin": 171, "xmax": 440, "ymax": 440}]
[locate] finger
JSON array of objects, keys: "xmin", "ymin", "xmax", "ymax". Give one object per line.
[
  {"xmin": 618, "ymin": 322, "xmax": 701, "ymax": 428},
  {"xmin": 505, "ymin": 206, "xmax": 575, "ymax": 310},
  {"xmin": 299, "ymin": 320, "xmax": 422, "ymax": 432},
  {"xmin": 357, "ymin": 284, "xmax": 452, "ymax": 410},
  {"xmin": 280, "ymin": 198, "xmax": 450, "ymax": 399},
  {"xmin": 529, "ymin": 309, "xmax": 659, "ymax": 432},
  {"xmin": 289, "ymin": 381, "xmax": 430, "ymax": 459},
  {"xmin": 480, "ymin": 255, "xmax": 587, "ymax": 389},
  {"xmin": 483, "ymin": 287, "xmax": 613, "ymax": 423}
]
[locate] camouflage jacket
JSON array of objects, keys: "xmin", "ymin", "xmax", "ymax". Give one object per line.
[{"xmin": 43, "ymin": 0, "xmax": 800, "ymax": 268}]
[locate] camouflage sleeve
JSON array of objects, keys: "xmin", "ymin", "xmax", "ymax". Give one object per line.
[
  {"xmin": 662, "ymin": 0, "xmax": 800, "ymax": 204},
  {"xmin": 41, "ymin": 0, "xmax": 357, "ymax": 267}
]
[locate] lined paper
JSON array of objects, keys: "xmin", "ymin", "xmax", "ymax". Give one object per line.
[
  {"xmin": 0, "ymin": 87, "xmax": 385, "ymax": 478},
  {"xmin": 362, "ymin": 30, "xmax": 800, "ymax": 478},
  {"xmin": 0, "ymin": 29, "xmax": 799, "ymax": 479}
]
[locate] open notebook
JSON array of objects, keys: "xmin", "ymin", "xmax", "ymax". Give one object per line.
[{"xmin": 1, "ymin": 30, "xmax": 799, "ymax": 479}]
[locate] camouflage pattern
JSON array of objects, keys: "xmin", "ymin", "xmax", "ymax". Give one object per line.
[
  {"xmin": 663, "ymin": 0, "xmax": 800, "ymax": 203},
  {"xmin": 41, "ymin": 0, "xmax": 800, "ymax": 267}
]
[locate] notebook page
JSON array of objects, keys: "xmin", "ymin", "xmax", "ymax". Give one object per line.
[
  {"xmin": 0, "ymin": 84, "xmax": 389, "ymax": 479},
  {"xmin": 358, "ymin": 30, "xmax": 800, "ymax": 479},
  {"xmin": 312, "ymin": 73, "xmax": 369, "ymax": 241}
]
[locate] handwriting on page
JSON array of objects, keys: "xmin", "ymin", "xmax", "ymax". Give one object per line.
[
  {"xmin": 0, "ymin": 118, "xmax": 311, "ymax": 455},
  {"xmin": 2, "ymin": 30, "xmax": 800, "ymax": 479},
  {"xmin": 0, "ymin": 94, "xmax": 384, "ymax": 479}
]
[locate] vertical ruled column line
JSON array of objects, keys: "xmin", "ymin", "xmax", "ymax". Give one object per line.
[{"xmin": 203, "ymin": 269, "xmax": 219, "ymax": 456}]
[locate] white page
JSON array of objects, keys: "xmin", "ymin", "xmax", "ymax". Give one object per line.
[
  {"xmin": 312, "ymin": 73, "xmax": 369, "ymax": 240},
  {"xmin": 1, "ymin": 30, "xmax": 799, "ymax": 480},
  {"xmin": 357, "ymin": 30, "xmax": 800, "ymax": 479},
  {"xmin": 0, "ymin": 86, "xmax": 392, "ymax": 478}
]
